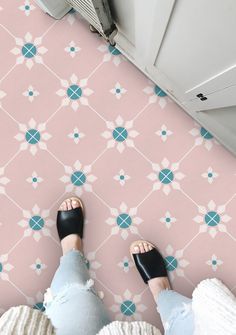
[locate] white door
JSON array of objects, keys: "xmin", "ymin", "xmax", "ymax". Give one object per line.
[{"xmin": 146, "ymin": 0, "xmax": 236, "ymax": 112}]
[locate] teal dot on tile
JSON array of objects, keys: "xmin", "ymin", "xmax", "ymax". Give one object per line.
[
  {"xmin": 36, "ymin": 264, "xmax": 41, "ymax": 269},
  {"xmin": 74, "ymin": 133, "xmax": 79, "ymax": 138},
  {"xmin": 25, "ymin": 129, "xmax": 40, "ymax": 144},
  {"xmin": 25, "ymin": 5, "xmax": 30, "ymax": 10},
  {"xmin": 208, "ymin": 172, "xmax": 213, "ymax": 178},
  {"xmin": 212, "ymin": 260, "xmax": 217, "ymax": 265},
  {"xmin": 108, "ymin": 45, "xmax": 121, "ymax": 55},
  {"xmin": 124, "ymin": 262, "xmax": 129, "ymax": 267},
  {"xmin": 162, "ymin": 130, "xmax": 167, "ymax": 135},
  {"xmin": 70, "ymin": 47, "xmax": 75, "ymax": 52},
  {"xmin": 67, "ymin": 84, "xmax": 82, "ymax": 100},
  {"xmin": 159, "ymin": 169, "xmax": 174, "ymax": 184},
  {"xmin": 22, "ymin": 43, "xmax": 37, "ymax": 58},
  {"xmin": 165, "ymin": 256, "xmax": 178, "ymax": 271},
  {"xmin": 32, "ymin": 177, "xmax": 37, "ymax": 182},
  {"xmin": 29, "ymin": 216, "xmax": 44, "ymax": 231},
  {"xmin": 29, "ymin": 91, "xmax": 34, "ymax": 96},
  {"xmin": 116, "ymin": 88, "xmax": 121, "ymax": 93},
  {"xmin": 33, "ymin": 302, "xmax": 45, "ymax": 312},
  {"xmin": 0, "ymin": 263, "xmax": 2, "ymax": 272},
  {"xmin": 71, "ymin": 171, "xmax": 86, "ymax": 186},
  {"xmin": 154, "ymin": 85, "xmax": 166, "ymax": 97},
  {"xmin": 120, "ymin": 175, "xmax": 125, "ymax": 180},
  {"xmin": 117, "ymin": 213, "xmax": 132, "ymax": 229},
  {"xmin": 113, "ymin": 127, "xmax": 128, "ymax": 142},
  {"xmin": 166, "ymin": 217, "xmax": 171, "ymax": 223},
  {"xmin": 120, "ymin": 300, "xmax": 136, "ymax": 316},
  {"xmin": 204, "ymin": 211, "xmax": 220, "ymax": 227},
  {"xmin": 200, "ymin": 127, "xmax": 213, "ymax": 139}
]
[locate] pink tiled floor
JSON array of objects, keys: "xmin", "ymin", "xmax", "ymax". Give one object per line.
[{"xmin": 0, "ymin": 2, "xmax": 236, "ymax": 331}]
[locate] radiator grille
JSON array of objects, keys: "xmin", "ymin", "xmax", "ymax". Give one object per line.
[{"xmin": 67, "ymin": 0, "xmax": 116, "ymax": 40}]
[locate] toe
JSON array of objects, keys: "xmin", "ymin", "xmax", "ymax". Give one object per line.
[
  {"xmin": 148, "ymin": 244, "xmax": 153, "ymax": 251},
  {"xmin": 71, "ymin": 199, "xmax": 79, "ymax": 209},
  {"xmin": 60, "ymin": 201, "xmax": 67, "ymax": 211},
  {"xmin": 67, "ymin": 199, "xmax": 72, "ymax": 210},
  {"xmin": 133, "ymin": 244, "xmax": 140, "ymax": 254},
  {"xmin": 139, "ymin": 243, "xmax": 145, "ymax": 253},
  {"xmin": 144, "ymin": 242, "xmax": 149, "ymax": 252}
]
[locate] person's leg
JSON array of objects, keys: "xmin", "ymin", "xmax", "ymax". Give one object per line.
[
  {"xmin": 44, "ymin": 198, "xmax": 111, "ymax": 335},
  {"xmin": 131, "ymin": 241, "xmax": 194, "ymax": 335}
]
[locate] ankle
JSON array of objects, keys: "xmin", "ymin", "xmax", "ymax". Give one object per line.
[
  {"xmin": 148, "ymin": 277, "xmax": 171, "ymax": 301},
  {"xmin": 61, "ymin": 234, "xmax": 82, "ymax": 255}
]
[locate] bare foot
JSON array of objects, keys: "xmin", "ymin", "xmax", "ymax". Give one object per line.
[
  {"xmin": 131, "ymin": 241, "xmax": 171, "ymax": 301},
  {"xmin": 59, "ymin": 198, "xmax": 83, "ymax": 255}
]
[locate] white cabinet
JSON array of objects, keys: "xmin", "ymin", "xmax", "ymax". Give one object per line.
[{"xmin": 111, "ymin": 0, "xmax": 236, "ymax": 155}]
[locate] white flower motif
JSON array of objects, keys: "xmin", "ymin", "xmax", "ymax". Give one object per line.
[
  {"xmin": 26, "ymin": 171, "xmax": 43, "ymax": 189},
  {"xmin": 19, "ymin": 1, "xmax": 35, "ymax": 16},
  {"xmin": 86, "ymin": 252, "xmax": 101, "ymax": 279},
  {"xmin": 194, "ymin": 200, "xmax": 231, "ymax": 238},
  {"xmin": 0, "ymin": 90, "xmax": 6, "ymax": 107},
  {"xmin": 147, "ymin": 158, "xmax": 185, "ymax": 195},
  {"xmin": 143, "ymin": 81, "xmax": 167, "ymax": 108},
  {"xmin": 201, "ymin": 167, "xmax": 219, "ymax": 184},
  {"xmin": 206, "ymin": 254, "xmax": 223, "ymax": 272},
  {"xmin": 156, "ymin": 125, "xmax": 173, "ymax": 142},
  {"xmin": 110, "ymin": 289, "xmax": 146, "ymax": 321},
  {"xmin": 102, "ymin": 116, "xmax": 139, "ymax": 153},
  {"xmin": 68, "ymin": 127, "xmax": 85, "ymax": 144},
  {"xmin": 189, "ymin": 123, "xmax": 218, "ymax": 150},
  {"xmin": 110, "ymin": 82, "xmax": 127, "ymax": 99},
  {"xmin": 18, "ymin": 205, "xmax": 54, "ymax": 242},
  {"xmin": 14, "ymin": 118, "xmax": 51, "ymax": 156},
  {"xmin": 56, "ymin": 74, "xmax": 93, "ymax": 111},
  {"xmin": 106, "ymin": 202, "xmax": 142, "ymax": 240},
  {"xmin": 113, "ymin": 169, "xmax": 130, "ymax": 186},
  {"xmin": 65, "ymin": 40, "xmax": 80, "ymax": 58},
  {"xmin": 0, "ymin": 254, "xmax": 14, "ymax": 281},
  {"xmin": 164, "ymin": 245, "xmax": 189, "ymax": 281},
  {"xmin": 160, "ymin": 211, "xmax": 177, "ymax": 229},
  {"xmin": 60, "ymin": 160, "xmax": 97, "ymax": 197},
  {"xmin": 118, "ymin": 256, "xmax": 134, "ymax": 273},
  {"xmin": 30, "ymin": 258, "xmax": 47, "ymax": 275},
  {"xmin": 0, "ymin": 167, "xmax": 10, "ymax": 195},
  {"xmin": 98, "ymin": 44, "xmax": 125, "ymax": 66},
  {"xmin": 23, "ymin": 85, "xmax": 39, "ymax": 102},
  {"xmin": 11, "ymin": 33, "xmax": 47, "ymax": 70}
]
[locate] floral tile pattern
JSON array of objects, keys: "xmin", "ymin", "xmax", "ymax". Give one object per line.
[{"xmin": 0, "ymin": 2, "xmax": 236, "ymax": 331}]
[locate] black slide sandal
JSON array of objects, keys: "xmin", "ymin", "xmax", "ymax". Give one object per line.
[
  {"xmin": 130, "ymin": 240, "xmax": 168, "ymax": 284},
  {"xmin": 57, "ymin": 197, "xmax": 84, "ymax": 241}
]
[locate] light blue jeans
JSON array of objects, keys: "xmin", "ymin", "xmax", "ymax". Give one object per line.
[{"xmin": 44, "ymin": 250, "xmax": 194, "ymax": 335}]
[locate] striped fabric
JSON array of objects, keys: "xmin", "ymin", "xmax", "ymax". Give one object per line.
[{"xmin": 0, "ymin": 305, "xmax": 55, "ymax": 335}]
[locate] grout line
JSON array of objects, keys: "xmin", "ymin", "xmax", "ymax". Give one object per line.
[
  {"xmin": 87, "ymin": 61, "xmax": 104, "ymax": 80},
  {"xmin": 5, "ymin": 193, "xmax": 23, "ymax": 211},
  {"xmin": 179, "ymin": 188, "xmax": 199, "ymax": 207},
  {"xmin": 7, "ymin": 236, "xmax": 25, "ymax": 255},
  {"xmin": 88, "ymin": 104, "xmax": 107, "ymax": 122},
  {"xmin": 132, "ymin": 103, "xmax": 150, "ymax": 122},
  {"xmin": 136, "ymin": 189, "xmax": 153, "ymax": 208},
  {"xmin": 49, "ymin": 235, "xmax": 61, "ymax": 247},
  {"xmin": 46, "ymin": 149, "xmax": 66, "ymax": 167},
  {"xmin": 226, "ymin": 231, "xmax": 236, "ymax": 242},
  {"xmin": 182, "ymin": 232, "xmax": 200, "ymax": 252},
  {"xmin": 48, "ymin": 191, "xmax": 66, "ymax": 211},
  {"xmin": 3, "ymin": 150, "xmax": 21, "ymax": 169},
  {"xmin": 0, "ymin": 23, "xmax": 16, "ymax": 39},
  {"xmin": 44, "ymin": 104, "xmax": 63, "ymax": 125},
  {"xmin": 94, "ymin": 234, "xmax": 112, "ymax": 253},
  {"xmin": 133, "ymin": 146, "xmax": 153, "ymax": 165},
  {"xmin": 224, "ymin": 193, "xmax": 236, "ymax": 207},
  {"xmin": 177, "ymin": 144, "xmax": 196, "ymax": 165},
  {"xmin": 42, "ymin": 63, "xmax": 61, "ymax": 81},
  {"xmin": 90, "ymin": 148, "xmax": 108, "ymax": 167},
  {"xmin": 92, "ymin": 191, "xmax": 111, "ymax": 209},
  {"xmin": 0, "ymin": 64, "xmax": 17, "ymax": 84},
  {"xmin": 0, "ymin": 105, "xmax": 20, "ymax": 125},
  {"xmin": 183, "ymin": 275, "xmax": 195, "ymax": 288},
  {"xmin": 40, "ymin": 20, "xmax": 58, "ymax": 39},
  {"xmin": 8, "ymin": 279, "xmax": 28, "ymax": 299}
]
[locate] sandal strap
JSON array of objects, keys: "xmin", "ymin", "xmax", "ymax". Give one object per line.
[
  {"xmin": 133, "ymin": 248, "xmax": 167, "ymax": 284},
  {"xmin": 57, "ymin": 207, "xmax": 84, "ymax": 241}
]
